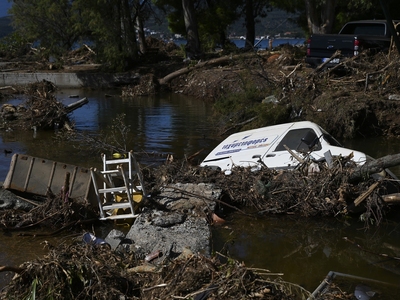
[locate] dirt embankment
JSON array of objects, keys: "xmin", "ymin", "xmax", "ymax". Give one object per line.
[
  {"xmin": 175, "ymin": 50, "xmax": 400, "ymax": 140},
  {"xmin": 129, "ymin": 40, "xmax": 400, "ymax": 140}
]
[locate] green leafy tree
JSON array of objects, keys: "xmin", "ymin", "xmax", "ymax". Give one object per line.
[
  {"xmin": 155, "ymin": 0, "xmax": 273, "ymax": 51},
  {"xmin": 153, "ymin": 0, "xmax": 201, "ymax": 56},
  {"xmin": 197, "ymin": 0, "xmax": 241, "ymax": 49},
  {"xmin": 10, "ymin": 0, "xmax": 83, "ymax": 57},
  {"xmin": 270, "ymin": 0, "xmax": 335, "ymax": 34},
  {"xmin": 272, "ymin": 0, "xmax": 400, "ymax": 35},
  {"xmin": 10, "ymin": 0, "xmax": 144, "ymax": 71},
  {"xmin": 74, "ymin": 0, "xmax": 140, "ymax": 70},
  {"xmin": 154, "ymin": 0, "xmax": 242, "ymax": 53}
]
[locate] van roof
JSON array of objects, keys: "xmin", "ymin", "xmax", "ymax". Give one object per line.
[{"xmin": 219, "ymin": 121, "xmax": 319, "ymax": 138}]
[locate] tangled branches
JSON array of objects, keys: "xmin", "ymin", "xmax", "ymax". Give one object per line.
[
  {"xmin": 1, "ymin": 242, "xmax": 304, "ymax": 300},
  {"xmin": 0, "ymin": 189, "xmax": 97, "ymax": 233},
  {"xmin": 0, "ymin": 80, "xmax": 71, "ymax": 131},
  {"xmin": 148, "ymin": 155, "xmax": 394, "ymax": 225}
]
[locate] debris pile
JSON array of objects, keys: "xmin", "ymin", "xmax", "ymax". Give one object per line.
[
  {"xmin": 121, "ymin": 73, "xmax": 160, "ymax": 97},
  {"xmin": 0, "ymin": 188, "xmax": 97, "ymax": 233},
  {"xmin": 1, "ymin": 241, "xmax": 308, "ymax": 300},
  {"xmin": 0, "ymin": 80, "xmax": 62, "ymax": 130},
  {"xmin": 148, "ymin": 154, "xmax": 397, "ymax": 226},
  {"xmin": 0, "ymin": 80, "xmax": 87, "ymax": 131},
  {"xmin": 0, "ymin": 44, "xmax": 97, "ymax": 72},
  {"xmin": 288, "ymin": 51, "xmax": 400, "ymax": 139}
]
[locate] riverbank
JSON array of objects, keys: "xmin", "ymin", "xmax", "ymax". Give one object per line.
[{"xmin": 2, "ymin": 39, "xmax": 400, "ymax": 141}]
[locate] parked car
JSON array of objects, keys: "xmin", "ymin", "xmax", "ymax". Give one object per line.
[
  {"xmin": 305, "ymin": 20, "xmax": 400, "ymax": 67},
  {"xmin": 200, "ymin": 121, "xmax": 367, "ymax": 172}
]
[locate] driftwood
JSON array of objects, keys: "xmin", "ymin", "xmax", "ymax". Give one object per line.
[
  {"xmin": 309, "ymin": 50, "xmax": 341, "ymax": 76},
  {"xmin": 159, "ymin": 56, "xmax": 233, "ymax": 85},
  {"xmin": 354, "ymin": 181, "xmax": 380, "ymax": 206},
  {"xmin": 0, "ymin": 265, "xmax": 24, "ymax": 274},
  {"xmin": 0, "ymin": 86, "xmax": 16, "ymax": 91},
  {"xmin": 350, "ymin": 153, "xmax": 400, "ymax": 181},
  {"xmin": 65, "ymin": 97, "xmax": 88, "ymax": 114},
  {"xmin": 382, "ymin": 193, "xmax": 400, "ymax": 203}
]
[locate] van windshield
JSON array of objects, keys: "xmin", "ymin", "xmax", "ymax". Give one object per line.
[
  {"xmin": 274, "ymin": 128, "xmax": 322, "ymax": 152},
  {"xmin": 321, "ymin": 129, "xmax": 343, "ymax": 147}
]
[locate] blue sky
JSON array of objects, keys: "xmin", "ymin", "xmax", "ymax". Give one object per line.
[{"xmin": 0, "ymin": 1, "xmax": 12, "ymax": 17}]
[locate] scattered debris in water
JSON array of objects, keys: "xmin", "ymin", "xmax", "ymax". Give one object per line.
[{"xmin": 0, "ymin": 80, "xmax": 87, "ymax": 132}]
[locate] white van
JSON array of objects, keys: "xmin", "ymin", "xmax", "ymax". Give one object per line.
[{"xmin": 200, "ymin": 121, "xmax": 367, "ymax": 172}]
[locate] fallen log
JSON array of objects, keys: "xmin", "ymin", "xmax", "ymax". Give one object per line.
[
  {"xmin": 65, "ymin": 97, "xmax": 88, "ymax": 113},
  {"xmin": 159, "ymin": 56, "xmax": 233, "ymax": 85},
  {"xmin": 350, "ymin": 153, "xmax": 400, "ymax": 181}
]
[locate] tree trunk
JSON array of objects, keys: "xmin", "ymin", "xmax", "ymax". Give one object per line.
[
  {"xmin": 137, "ymin": 15, "xmax": 147, "ymax": 54},
  {"xmin": 182, "ymin": 0, "xmax": 201, "ymax": 59},
  {"xmin": 350, "ymin": 153, "xmax": 400, "ymax": 182},
  {"xmin": 121, "ymin": 0, "xmax": 139, "ymax": 61},
  {"xmin": 305, "ymin": 0, "xmax": 337, "ymax": 34},
  {"xmin": 244, "ymin": 0, "xmax": 255, "ymax": 49}
]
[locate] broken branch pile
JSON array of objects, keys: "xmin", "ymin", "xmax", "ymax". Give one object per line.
[
  {"xmin": 0, "ymin": 190, "xmax": 97, "ymax": 233},
  {"xmin": 148, "ymin": 154, "xmax": 398, "ymax": 225},
  {"xmin": 0, "ymin": 80, "xmax": 85, "ymax": 131},
  {"xmin": 1, "ymin": 241, "xmax": 307, "ymax": 300}
]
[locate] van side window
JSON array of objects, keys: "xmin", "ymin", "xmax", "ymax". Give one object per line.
[{"xmin": 274, "ymin": 128, "xmax": 322, "ymax": 152}]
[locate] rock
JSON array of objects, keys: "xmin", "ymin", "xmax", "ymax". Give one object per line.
[
  {"xmin": 124, "ymin": 183, "xmax": 221, "ymax": 261},
  {"xmin": 151, "ymin": 211, "xmax": 186, "ymax": 227},
  {"xmin": 126, "ymin": 209, "xmax": 211, "ymax": 260}
]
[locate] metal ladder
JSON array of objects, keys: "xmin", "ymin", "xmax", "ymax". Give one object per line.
[{"xmin": 90, "ymin": 151, "xmax": 147, "ymax": 220}]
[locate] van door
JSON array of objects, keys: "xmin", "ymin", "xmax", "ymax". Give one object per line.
[{"xmin": 262, "ymin": 127, "xmax": 322, "ymax": 169}]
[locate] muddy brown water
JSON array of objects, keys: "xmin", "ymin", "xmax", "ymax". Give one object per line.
[{"xmin": 1, "ymin": 89, "xmax": 400, "ymax": 297}]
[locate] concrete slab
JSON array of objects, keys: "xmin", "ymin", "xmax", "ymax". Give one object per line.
[{"xmin": 0, "ymin": 71, "xmax": 140, "ymax": 88}]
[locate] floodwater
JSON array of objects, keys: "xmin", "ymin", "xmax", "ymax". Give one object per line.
[{"xmin": 1, "ymin": 89, "xmax": 400, "ymax": 297}]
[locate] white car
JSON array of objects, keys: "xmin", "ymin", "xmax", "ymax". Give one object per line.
[{"xmin": 200, "ymin": 121, "xmax": 367, "ymax": 172}]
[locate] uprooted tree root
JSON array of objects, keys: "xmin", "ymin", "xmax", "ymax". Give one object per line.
[{"xmin": 147, "ymin": 155, "xmax": 396, "ymax": 226}]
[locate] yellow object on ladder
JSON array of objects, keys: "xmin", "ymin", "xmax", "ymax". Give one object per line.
[{"xmin": 90, "ymin": 151, "xmax": 147, "ymax": 220}]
